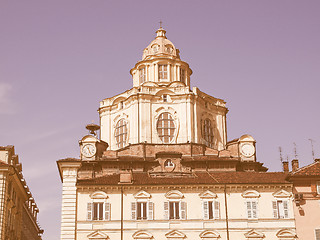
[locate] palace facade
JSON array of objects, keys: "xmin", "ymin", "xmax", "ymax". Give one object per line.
[{"xmin": 57, "ymin": 27, "xmax": 298, "ymax": 240}]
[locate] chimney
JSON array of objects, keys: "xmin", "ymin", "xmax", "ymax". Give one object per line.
[
  {"xmin": 119, "ymin": 170, "xmax": 132, "ymax": 184},
  {"xmin": 315, "ymin": 158, "xmax": 320, "ymax": 162},
  {"xmin": 292, "ymin": 159, "xmax": 299, "ymax": 172},
  {"xmin": 283, "ymin": 161, "xmax": 289, "ymax": 174}
]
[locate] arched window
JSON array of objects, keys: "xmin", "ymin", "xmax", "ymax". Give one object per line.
[
  {"xmin": 115, "ymin": 119, "xmax": 127, "ymax": 148},
  {"xmin": 157, "ymin": 112, "xmax": 175, "ymax": 143},
  {"xmin": 203, "ymin": 118, "xmax": 214, "ymax": 148}
]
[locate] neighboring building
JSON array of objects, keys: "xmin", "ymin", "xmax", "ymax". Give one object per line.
[
  {"xmin": 57, "ymin": 27, "xmax": 298, "ymax": 240},
  {"xmin": 0, "ymin": 145, "xmax": 43, "ymax": 240},
  {"xmin": 287, "ymin": 159, "xmax": 320, "ymax": 240}
]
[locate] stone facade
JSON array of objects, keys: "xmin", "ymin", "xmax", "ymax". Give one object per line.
[
  {"xmin": 58, "ymin": 27, "xmax": 298, "ymax": 240},
  {"xmin": 0, "ymin": 145, "xmax": 43, "ymax": 240}
]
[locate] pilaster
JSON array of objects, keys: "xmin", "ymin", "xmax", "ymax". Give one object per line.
[{"xmin": 59, "ymin": 162, "xmax": 81, "ymax": 240}]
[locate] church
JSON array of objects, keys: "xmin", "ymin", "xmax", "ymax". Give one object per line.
[{"xmin": 57, "ymin": 27, "xmax": 298, "ymax": 240}]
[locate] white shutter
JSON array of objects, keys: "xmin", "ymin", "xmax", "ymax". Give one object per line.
[
  {"xmin": 180, "ymin": 201, "xmax": 187, "ymax": 220},
  {"xmin": 283, "ymin": 200, "xmax": 289, "ymax": 218},
  {"xmin": 317, "ymin": 182, "xmax": 320, "ymax": 194},
  {"xmin": 131, "ymin": 202, "xmax": 137, "ymax": 220},
  {"xmin": 147, "ymin": 202, "xmax": 154, "ymax": 220},
  {"xmin": 203, "ymin": 201, "xmax": 209, "ymax": 220},
  {"xmin": 272, "ymin": 201, "xmax": 278, "ymax": 218},
  {"xmin": 246, "ymin": 201, "xmax": 252, "ymax": 219},
  {"xmin": 104, "ymin": 203, "xmax": 111, "ymax": 221},
  {"xmin": 164, "ymin": 201, "xmax": 169, "ymax": 220},
  {"xmin": 252, "ymin": 201, "xmax": 257, "ymax": 219},
  {"xmin": 87, "ymin": 202, "xmax": 92, "ymax": 221},
  {"xmin": 214, "ymin": 200, "xmax": 220, "ymax": 219}
]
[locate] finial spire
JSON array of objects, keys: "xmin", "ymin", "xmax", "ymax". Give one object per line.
[{"xmin": 159, "ymin": 20, "xmax": 163, "ymax": 28}]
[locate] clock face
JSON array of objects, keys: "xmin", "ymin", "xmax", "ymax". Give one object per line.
[
  {"xmin": 82, "ymin": 144, "xmax": 96, "ymax": 158},
  {"xmin": 241, "ymin": 143, "xmax": 255, "ymax": 157}
]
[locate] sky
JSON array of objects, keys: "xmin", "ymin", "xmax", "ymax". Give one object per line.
[{"xmin": 0, "ymin": 0, "xmax": 320, "ymax": 239}]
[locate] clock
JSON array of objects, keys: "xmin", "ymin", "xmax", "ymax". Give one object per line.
[
  {"xmin": 81, "ymin": 144, "xmax": 96, "ymax": 158},
  {"xmin": 241, "ymin": 143, "xmax": 255, "ymax": 157}
]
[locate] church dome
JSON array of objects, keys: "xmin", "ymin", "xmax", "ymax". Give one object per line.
[{"xmin": 142, "ymin": 27, "xmax": 180, "ymax": 60}]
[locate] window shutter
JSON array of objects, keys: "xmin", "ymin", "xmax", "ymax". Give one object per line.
[
  {"xmin": 148, "ymin": 202, "xmax": 154, "ymax": 220},
  {"xmin": 180, "ymin": 201, "xmax": 187, "ymax": 220},
  {"xmin": 252, "ymin": 201, "xmax": 257, "ymax": 219},
  {"xmin": 214, "ymin": 200, "xmax": 220, "ymax": 219},
  {"xmin": 104, "ymin": 203, "xmax": 111, "ymax": 221},
  {"xmin": 87, "ymin": 202, "xmax": 92, "ymax": 221},
  {"xmin": 317, "ymin": 182, "xmax": 320, "ymax": 194},
  {"xmin": 315, "ymin": 229, "xmax": 320, "ymax": 240},
  {"xmin": 272, "ymin": 201, "xmax": 278, "ymax": 218},
  {"xmin": 203, "ymin": 201, "xmax": 209, "ymax": 220},
  {"xmin": 131, "ymin": 202, "xmax": 137, "ymax": 220},
  {"xmin": 164, "ymin": 201, "xmax": 169, "ymax": 220},
  {"xmin": 246, "ymin": 201, "xmax": 252, "ymax": 219},
  {"xmin": 283, "ymin": 200, "xmax": 289, "ymax": 218}
]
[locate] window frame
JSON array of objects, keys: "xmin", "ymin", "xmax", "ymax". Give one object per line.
[
  {"xmin": 156, "ymin": 112, "xmax": 175, "ymax": 143},
  {"xmin": 246, "ymin": 200, "xmax": 258, "ymax": 219},
  {"xmin": 202, "ymin": 118, "xmax": 214, "ymax": 148},
  {"xmin": 180, "ymin": 68, "xmax": 185, "ymax": 83},
  {"xmin": 272, "ymin": 200, "xmax": 289, "ymax": 219},
  {"xmin": 115, "ymin": 118, "xmax": 128, "ymax": 148},
  {"xmin": 139, "ymin": 67, "xmax": 146, "ymax": 83},
  {"xmin": 158, "ymin": 64, "xmax": 168, "ymax": 80}
]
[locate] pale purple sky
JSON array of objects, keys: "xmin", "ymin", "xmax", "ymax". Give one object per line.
[{"xmin": 1, "ymin": 1, "xmax": 320, "ymax": 239}]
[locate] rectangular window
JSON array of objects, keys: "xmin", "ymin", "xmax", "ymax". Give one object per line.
[
  {"xmin": 139, "ymin": 67, "xmax": 146, "ymax": 83},
  {"xmin": 169, "ymin": 201, "xmax": 180, "ymax": 219},
  {"xmin": 246, "ymin": 201, "xmax": 258, "ymax": 219},
  {"xmin": 158, "ymin": 64, "xmax": 168, "ymax": 80},
  {"xmin": 272, "ymin": 200, "xmax": 289, "ymax": 219},
  {"xmin": 93, "ymin": 202, "xmax": 104, "ymax": 220},
  {"xmin": 137, "ymin": 202, "xmax": 147, "ymax": 220},
  {"xmin": 180, "ymin": 68, "xmax": 185, "ymax": 83},
  {"xmin": 131, "ymin": 202, "xmax": 154, "ymax": 220},
  {"xmin": 87, "ymin": 202, "xmax": 110, "ymax": 221},
  {"xmin": 317, "ymin": 181, "xmax": 320, "ymax": 194},
  {"xmin": 315, "ymin": 229, "xmax": 320, "ymax": 240},
  {"xmin": 203, "ymin": 200, "xmax": 220, "ymax": 220}
]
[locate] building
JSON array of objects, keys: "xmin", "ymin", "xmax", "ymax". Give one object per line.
[
  {"xmin": 287, "ymin": 159, "xmax": 320, "ymax": 240},
  {"xmin": 0, "ymin": 145, "xmax": 43, "ymax": 240},
  {"xmin": 57, "ymin": 27, "xmax": 298, "ymax": 240}
]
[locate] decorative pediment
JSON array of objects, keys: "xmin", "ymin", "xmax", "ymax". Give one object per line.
[
  {"xmin": 199, "ymin": 190, "xmax": 217, "ymax": 199},
  {"xmin": 90, "ymin": 191, "xmax": 108, "ymax": 199},
  {"xmin": 200, "ymin": 230, "xmax": 220, "ymax": 239},
  {"xmin": 165, "ymin": 190, "xmax": 184, "ymax": 199},
  {"xmin": 87, "ymin": 231, "xmax": 109, "ymax": 239},
  {"xmin": 273, "ymin": 189, "xmax": 292, "ymax": 198},
  {"xmin": 244, "ymin": 229, "xmax": 265, "ymax": 238},
  {"xmin": 134, "ymin": 190, "xmax": 151, "ymax": 199},
  {"xmin": 132, "ymin": 230, "xmax": 153, "ymax": 239},
  {"xmin": 276, "ymin": 229, "xmax": 297, "ymax": 238},
  {"xmin": 242, "ymin": 190, "xmax": 260, "ymax": 198},
  {"xmin": 165, "ymin": 230, "xmax": 186, "ymax": 239}
]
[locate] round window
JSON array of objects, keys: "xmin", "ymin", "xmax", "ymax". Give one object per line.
[
  {"xmin": 203, "ymin": 118, "xmax": 214, "ymax": 148},
  {"xmin": 157, "ymin": 112, "xmax": 175, "ymax": 143},
  {"xmin": 115, "ymin": 119, "xmax": 127, "ymax": 148}
]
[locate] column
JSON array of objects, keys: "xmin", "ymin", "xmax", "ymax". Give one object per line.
[{"xmin": 168, "ymin": 64, "xmax": 171, "ymax": 82}]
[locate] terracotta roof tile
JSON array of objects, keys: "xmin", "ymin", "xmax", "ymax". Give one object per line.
[
  {"xmin": 77, "ymin": 171, "xmax": 288, "ymax": 186},
  {"xmin": 290, "ymin": 161, "xmax": 320, "ymax": 176}
]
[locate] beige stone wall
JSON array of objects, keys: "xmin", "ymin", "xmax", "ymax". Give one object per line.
[{"xmin": 75, "ymin": 186, "xmax": 296, "ymax": 239}]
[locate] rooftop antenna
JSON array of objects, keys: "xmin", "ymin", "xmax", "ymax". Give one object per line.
[
  {"xmin": 293, "ymin": 142, "xmax": 298, "ymax": 159},
  {"xmin": 309, "ymin": 139, "xmax": 315, "ymax": 161},
  {"xmin": 279, "ymin": 147, "xmax": 284, "ymax": 162}
]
